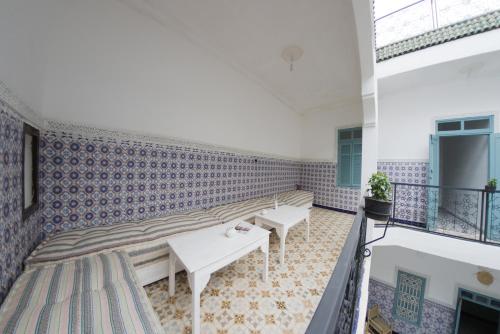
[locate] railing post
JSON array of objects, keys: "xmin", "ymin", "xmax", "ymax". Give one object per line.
[
  {"xmin": 484, "ymin": 192, "xmax": 490, "ymax": 242},
  {"xmin": 392, "ymin": 183, "xmax": 397, "ymax": 225},
  {"xmin": 480, "ymin": 191, "xmax": 485, "ymax": 242}
]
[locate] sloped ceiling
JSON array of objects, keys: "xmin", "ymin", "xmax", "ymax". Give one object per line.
[{"xmin": 119, "ymin": 0, "xmax": 362, "ymax": 113}]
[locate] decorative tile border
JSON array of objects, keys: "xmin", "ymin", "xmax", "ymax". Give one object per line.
[
  {"xmin": 0, "ymin": 105, "xmax": 43, "ymax": 305},
  {"xmin": 368, "ymin": 279, "xmax": 455, "ymax": 334},
  {"xmin": 46, "ymin": 120, "xmax": 298, "ymax": 161}
]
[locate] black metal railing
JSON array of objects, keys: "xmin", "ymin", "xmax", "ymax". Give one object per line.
[
  {"xmin": 306, "ymin": 211, "xmax": 367, "ymax": 334},
  {"xmin": 391, "ymin": 182, "xmax": 500, "ymax": 244}
]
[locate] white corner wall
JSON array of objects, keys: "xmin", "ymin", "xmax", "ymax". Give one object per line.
[
  {"xmin": 0, "ymin": 0, "xmax": 303, "ymax": 158},
  {"xmin": 300, "ymin": 102, "xmax": 363, "ymax": 161},
  {"xmin": 378, "ymin": 75, "xmax": 500, "ymax": 160}
]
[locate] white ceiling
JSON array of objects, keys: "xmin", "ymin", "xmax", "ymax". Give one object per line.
[{"xmin": 119, "ymin": 0, "xmax": 362, "ymax": 113}]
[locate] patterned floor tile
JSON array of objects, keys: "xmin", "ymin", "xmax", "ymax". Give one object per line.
[{"xmin": 145, "ymin": 208, "xmax": 354, "ymax": 333}]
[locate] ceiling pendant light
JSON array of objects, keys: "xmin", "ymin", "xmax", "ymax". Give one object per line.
[{"xmin": 281, "ymin": 45, "xmax": 304, "ymax": 72}]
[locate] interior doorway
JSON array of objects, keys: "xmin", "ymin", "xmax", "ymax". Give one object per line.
[
  {"xmin": 455, "ymin": 289, "xmax": 500, "ymax": 334},
  {"xmin": 427, "ymin": 116, "xmax": 494, "ymax": 236},
  {"xmin": 439, "ymin": 135, "xmax": 489, "ymax": 190}
]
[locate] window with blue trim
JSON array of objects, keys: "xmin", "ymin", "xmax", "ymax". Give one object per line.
[
  {"xmin": 392, "ymin": 270, "xmax": 426, "ymax": 326},
  {"xmin": 337, "ymin": 128, "xmax": 362, "ymax": 187}
]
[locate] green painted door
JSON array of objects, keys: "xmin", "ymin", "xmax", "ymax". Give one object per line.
[
  {"xmin": 487, "ymin": 134, "xmax": 500, "ymax": 242},
  {"xmin": 427, "ymin": 135, "xmax": 439, "ymax": 231}
]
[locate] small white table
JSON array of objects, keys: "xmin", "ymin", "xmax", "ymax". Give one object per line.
[
  {"xmin": 167, "ymin": 221, "xmax": 270, "ymax": 334},
  {"xmin": 254, "ymin": 205, "xmax": 310, "ymax": 264}
]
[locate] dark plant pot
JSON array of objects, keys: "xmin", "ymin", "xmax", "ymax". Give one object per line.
[
  {"xmin": 485, "ymin": 185, "xmax": 497, "ymax": 193},
  {"xmin": 364, "ymin": 196, "xmax": 393, "ymax": 221}
]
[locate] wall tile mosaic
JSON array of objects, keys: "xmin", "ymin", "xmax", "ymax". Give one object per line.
[
  {"xmin": 368, "ymin": 279, "xmax": 455, "ymax": 334},
  {"xmin": 40, "ymin": 130, "xmax": 303, "ymax": 234},
  {"xmin": 300, "ymin": 161, "xmax": 360, "ymax": 212},
  {"xmin": 0, "ymin": 106, "xmax": 43, "ymax": 305},
  {"xmin": 378, "ymin": 161, "xmax": 429, "ymax": 225}
]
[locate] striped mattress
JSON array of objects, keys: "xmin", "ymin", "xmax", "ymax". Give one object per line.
[
  {"xmin": 0, "ymin": 252, "xmax": 164, "ymax": 334},
  {"xmin": 277, "ymin": 190, "xmax": 314, "ymax": 208},
  {"xmin": 26, "ymin": 209, "xmax": 222, "ymax": 268},
  {"xmin": 25, "ymin": 191, "xmax": 313, "ymax": 269},
  {"xmin": 206, "ymin": 197, "xmax": 275, "ymax": 223}
]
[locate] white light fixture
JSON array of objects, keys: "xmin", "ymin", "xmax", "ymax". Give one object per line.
[{"xmin": 281, "ymin": 45, "xmax": 304, "ymax": 72}]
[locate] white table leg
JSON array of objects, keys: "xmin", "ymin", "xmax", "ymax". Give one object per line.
[
  {"xmin": 260, "ymin": 240, "xmax": 269, "ymax": 282},
  {"xmin": 305, "ymin": 216, "xmax": 310, "ymax": 242},
  {"xmin": 276, "ymin": 227, "xmax": 288, "ymax": 265},
  {"xmin": 169, "ymin": 252, "xmax": 177, "ymax": 296},
  {"xmin": 189, "ymin": 271, "xmax": 210, "ymax": 334}
]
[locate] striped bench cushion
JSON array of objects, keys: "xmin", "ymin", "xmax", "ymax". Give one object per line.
[
  {"xmin": 26, "ymin": 210, "xmax": 222, "ymax": 267},
  {"xmin": 0, "ymin": 252, "xmax": 163, "ymax": 334},
  {"xmin": 277, "ymin": 190, "xmax": 314, "ymax": 207},
  {"xmin": 206, "ymin": 197, "xmax": 275, "ymax": 223}
]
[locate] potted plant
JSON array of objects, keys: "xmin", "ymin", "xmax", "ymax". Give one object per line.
[
  {"xmin": 364, "ymin": 172, "xmax": 393, "ymax": 220},
  {"xmin": 485, "ymin": 178, "xmax": 497, "ymax": 192}
]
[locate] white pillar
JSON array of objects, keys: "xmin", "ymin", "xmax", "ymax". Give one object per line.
[
  {"xmin": 351, "ymin": 0, "xmax": 378, "ymax": 206},
  {"xmin": 360, "ymin": 93, "xmax": 378, "ymax": 201},
  {"xmin": 351, "ymin": 2, "xmax": 378, "ymax": 333}
]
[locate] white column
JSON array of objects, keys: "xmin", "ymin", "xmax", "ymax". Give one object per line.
[
  {"xmin": 351, "ymin": 0, "xmax": 378, "ymax": 207},
  {"xmin": 360, "ymin": 93, "xmax": 378, "ymax": 200},
  {"xmin": 351, "ymin": 2, "xmax": 378, "ymax": 334}
]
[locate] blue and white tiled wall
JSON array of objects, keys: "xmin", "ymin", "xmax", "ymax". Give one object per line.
[
  {"xmin": 368, "ymin": 279, "xmax": 455, "ymax": 334},
  {"xmin": 0, "ymin": 112, "xmax": 360, "ymax": 304},
  {"xmin": 0, "ymin": 107, "xmax": 43, "ymax": 304},
  {"xmin": 40, "ymin": 130, "xmax": 303, "ymax": 234},
  {"xmin": 378, "ymin": 161, "xmax": 429, "ymax": 225},
  {"xmin": 300, "ymin": 161, "xmax": 360, "ymax": 212}
]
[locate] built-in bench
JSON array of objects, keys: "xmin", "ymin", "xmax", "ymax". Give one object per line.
[
  {"xmin": 26, "ymin": 190, "xmax": 313, "ymax": 285},
  {"xmin": 0, "ymin": 190, "xmax": 313, "ymax": 333},
  {"xmin": 0, "ymin": 251, "xmax": 164, "ymax": 334}
]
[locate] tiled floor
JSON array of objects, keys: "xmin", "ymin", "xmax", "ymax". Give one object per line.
[{"xmin": 145, "ymin": 208, "xmax": 354, "ymax": 334}]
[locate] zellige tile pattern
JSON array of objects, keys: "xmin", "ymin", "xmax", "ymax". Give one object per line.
[{"xmin": 0, "ymin": 106, "xmax": 43, "ymax": 305}]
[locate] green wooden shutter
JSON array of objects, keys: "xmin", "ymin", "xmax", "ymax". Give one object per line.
[
  {"xmin": 337, "ymin": 127, "xmax": 362, "ymax": 187},
  {"xmin": 339, "ymin": 143, "xmax": 352, "ymax": 186},
  {"xmin": 352, "ymin": 142, "xmax": 362, "ymax": 186}
]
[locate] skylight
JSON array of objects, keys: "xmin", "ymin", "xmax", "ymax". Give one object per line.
[{"xmin": 374, "ymin": 0, "xmax": 500, "ymax": 48}]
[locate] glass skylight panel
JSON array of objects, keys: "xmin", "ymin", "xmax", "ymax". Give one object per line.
[
  {"xmin": 437, "ymin": 0, "xmax": 500, "ymax": 26},
  {"xmin": 374, "ymin": 0, "xmax": 500, "ymax": 49}
]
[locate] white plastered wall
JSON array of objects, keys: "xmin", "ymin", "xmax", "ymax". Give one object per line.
[
  {"xmin": 0, "ymin": 0, "xmax": 303, "ymax": 158},
  {"xmin": 378, "ymin": 75, "xmax": 500, "ymax": 161},
  {"xmin": 300, "ymin": 102, "xmax": 363, "ymax": 161},
  {"xmin": 371, "ymin": 245, "xmax": 500, "ymax": 309}
]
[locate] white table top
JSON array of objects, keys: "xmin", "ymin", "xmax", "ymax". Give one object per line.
[
  {"xmin": 255, "ymin": 205, "xmax": 309, "ymax": 227},
  {"xmin": 167, "ymin": 220, "xmax": 270, "ymax": 273}
]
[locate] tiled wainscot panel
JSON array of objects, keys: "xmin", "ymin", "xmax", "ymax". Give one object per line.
[
  {"xmin": 40, "ymin": 131, "xmax": 302, "ymax": 234},
  {"xmin": 0, "ymin": 106, "xmax": 43, "ymax": 304},
  {"xmin": 378, "ymin": 161, "xmax": 428, "ymax": 225},
  {"xmin": 300, "ymin": 161, "xmax": 360, "ymax": 212},
  {"xmin": 368, "ymin": 279, "xmax": 455, "ymax": 334}
]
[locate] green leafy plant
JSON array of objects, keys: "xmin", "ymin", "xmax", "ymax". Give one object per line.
[
  {"xmin": 368, "ymin": 172, "xmax": 392, "ymax": 201},
  {"xmin": 487, "ymin": 178, "xmax": 497, "ymax": 188}
]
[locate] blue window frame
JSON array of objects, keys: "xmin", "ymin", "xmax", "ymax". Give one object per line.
[
  {"xmin": 392, "ymin": 270, "xmax": 426, "ymax": 326},
  {"xmin": 436, "ymin": 115, "xmax": 493, "ymax": 136},
  {"xmin": 337, "ymin": 127, "xmax": 362, "ymax": 187}
]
